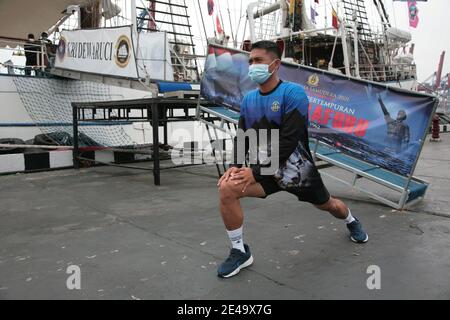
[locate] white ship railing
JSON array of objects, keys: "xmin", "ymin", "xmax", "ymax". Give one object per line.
[
  {"xmin": 0, "ymin": 38, "xmax": 49, "ymax": 75},
  {"xmin": 358, "ymin": 63, "xmax": 417, "ymax": 82}
]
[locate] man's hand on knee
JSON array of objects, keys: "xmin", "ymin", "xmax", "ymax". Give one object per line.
[
  {"xmin": 218, "ymin": 167, "xmax": 241, "ymax": 189},
  {"xmin": 229, "ymin": 168, "xmax": 256, "ymax": 193}
]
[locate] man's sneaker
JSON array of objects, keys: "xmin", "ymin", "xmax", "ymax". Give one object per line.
[
  {"xmin": 347, "ymin": 219, "xmax": 369, "ymax": 243},
  {"xmin": 217, "ymin": 244, "xmax": 253, "ymax": 278}
]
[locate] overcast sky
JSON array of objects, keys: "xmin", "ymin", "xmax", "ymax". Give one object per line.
[
  {"xmin": 389, "ymin": 0, "xmax": 450, "ymax": 82},
  {"xmin": 188, "ymin": 0, "xmax": 450, "ymax": 83}
]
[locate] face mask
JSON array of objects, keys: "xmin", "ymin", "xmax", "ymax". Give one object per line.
[{"xmin": 248, "ymin": 60, "xmax": 277, "ymax": 84}]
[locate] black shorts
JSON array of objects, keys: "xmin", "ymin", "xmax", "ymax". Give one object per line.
[{"xmin": 255, "ymin": 173, "xmax": 331, "ymax": 206}]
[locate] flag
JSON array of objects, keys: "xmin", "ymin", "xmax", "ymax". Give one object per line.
[
  {"xmin": 311, "ymin": 6, "xmax": 319, "ymax": 24},
  {"xmin": 207, "ymin": 0, "xmax": 214, "ymax": 16},
  {"xmin": 216, "ymin": 15, "xmax": 223, "ymax": 34},
  {"xmin": 332, "ymin": 9, "xmax": 339, "ymax": 29},
  {"xmin": 408, "ymin": 1, "xmax": 419, "ymax": 28}
]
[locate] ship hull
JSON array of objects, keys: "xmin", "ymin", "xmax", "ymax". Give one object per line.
[{"xmin": 0, "ymin": 74, "xmax": 151, "ymax": 144}]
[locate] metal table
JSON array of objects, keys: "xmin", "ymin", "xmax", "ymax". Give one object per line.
[{"xmin": 72, "ymin": 98, "xmax": 217, "ymax": 185}]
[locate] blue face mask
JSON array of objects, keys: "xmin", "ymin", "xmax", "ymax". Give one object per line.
[{"xmin": 248, "ymin": 60, "xmax": 278, "ymax": 84}]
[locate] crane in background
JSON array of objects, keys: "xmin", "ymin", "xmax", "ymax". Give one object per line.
[{"xmin": 417, "ymin": 51, "xmax": 450, "ymax": 131}]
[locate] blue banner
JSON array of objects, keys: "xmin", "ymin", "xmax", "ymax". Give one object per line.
[{"xmin": 201, "ymin": 45, "xmax": 437, "ymax": 176}]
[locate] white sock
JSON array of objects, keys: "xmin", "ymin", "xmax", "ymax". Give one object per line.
[
  {"xmin": 345, "ymin": 209, "xmax": 356, "ymax": 224},
  {"xmin": 227, "ymin": 226, "xmax": 245, "ymax": 253}
]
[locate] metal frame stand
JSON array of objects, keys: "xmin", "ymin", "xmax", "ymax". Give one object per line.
[{"xmin": 73, "ymin": 98, "xmax": 216, "ymax": 185}]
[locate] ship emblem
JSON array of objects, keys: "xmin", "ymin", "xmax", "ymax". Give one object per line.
[
  {"xmin": 57, "ymin": 36, "xmax": 67, "ymax": 62},
  {"xmin": 115, "ymin": 35, "xmax": 132, "ymax": 68},
  {"xmin": 307, "ymin": 74, "xmax": 320, "ymax": 87}
]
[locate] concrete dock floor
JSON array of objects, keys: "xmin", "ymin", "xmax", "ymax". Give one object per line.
[{"xmin": 1, "ymin": 134, "xmax": 450, "ymax": 300}]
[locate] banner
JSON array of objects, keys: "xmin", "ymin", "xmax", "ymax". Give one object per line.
[
  {"xmin": 201, "ymin": 45, "xmax": 437, "ymax": 176},
  {"xmin": 135, "ymin": 32, "xmax": 174, "ymax": 81},
  {"xmin": 56, "ymin": 26, "xmax": 139, "ymax": 79}
]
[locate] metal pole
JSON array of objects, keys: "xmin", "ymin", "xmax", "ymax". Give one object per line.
[
  {"xmin": 0, "ymin": 144, "xmax": 73, "ymax": 150},
  {"xmin": 247, "ymin": 2, "xmax": 259, "ymax": 42},
  {"xmin": 226, "ymin": 0, "xmax": 236, "ymax": 47},
  {"xmin": 353, "ymin": 19, "xmax": 360, "ymax": 78},
  {"xmin": 340, "ymin": 20, "xmax": 351, "ymax": 76},
  {"xmin": 280, "ymin": 0, "xmax": 289, "ymax": 38},
  {"xmin": 72, "ymin": 104, "xmax": 80, "ymax": 169},
  {"xmin": 151, "ymin": 102, "xmax": 161, "ymax": 185},
  {"xmin": 302, "ymin": 35, "xmax": 305, "ymax": 65},
  {"xmin": 163, "ymin": 106, "xmax": 168, "ymax": 146},
  {"xmin": 131, "ymin": 0, "xmax": 138, "ymax": 35},
  {"xmin": 328, "ymin": 30, "xmax": 339, "ymax": 70},
  {"xmin": 164, "ymin": 31, "xmax": 167, "ymax": 81},
  {"xmin": 253, "ymin": 1, "xmax": 282, "ymax": 19},
  {"xmin": 435, "ymin": 51, "xmax": 446, "ymax": 91},
  {"xmin": 197, "ymin": 0, "xmax": 209, "ymax": 42},
  {"xmin": 40, "ymin": 42, "xmax": 45, "ymax": 72},
  {"xmin": 217, "ymin": 0, "xmax": 227, "ymax": 38}
]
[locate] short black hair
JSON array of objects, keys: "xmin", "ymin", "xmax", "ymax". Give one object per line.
[
  {"xmin": 27, "ymin": 33, "xmax": 35, "ymax": 39},
  {"xmin": 251, "ymin": 41, "xmax": 282, "ymax": 59}
]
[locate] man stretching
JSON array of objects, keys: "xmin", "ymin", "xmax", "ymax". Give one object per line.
[{"xmin": 217, "ymin": 41, "xmax": 369, "ymax": 279}]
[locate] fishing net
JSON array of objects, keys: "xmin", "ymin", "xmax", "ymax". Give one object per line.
[{"xmin": 13, "ymin": 77, "xmax": 135, "ymax": 147}]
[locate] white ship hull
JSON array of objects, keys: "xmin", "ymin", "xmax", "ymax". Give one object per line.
[
  {"xmin": 384, "ymin": 78, "xmax": 418, "ymax": 92},
  {"xmin": 0, "ymin": 74, "xmax": 152, "ymax": 145}
]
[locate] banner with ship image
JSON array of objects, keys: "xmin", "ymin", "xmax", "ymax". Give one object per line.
[
  {"xmin": 201, "ymin": 44, "xmax": 437, "ymax": 177},
  {"xmin": 55, "ymin": 26, "xmax": 139, "ymax": 79}
]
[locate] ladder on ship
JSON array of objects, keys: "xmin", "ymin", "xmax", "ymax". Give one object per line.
[
  {"xmin": 342, "ymin": 0, "xmax": 377, "ymax": 79},
  {"xmin": 136, "ymin": 0, "xmax": 200, "ymax": 82},
  {"xmin": 254, "ymin": 0, "xmax": 279, "ymax": 40}
]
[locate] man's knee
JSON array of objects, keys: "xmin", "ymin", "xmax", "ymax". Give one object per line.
[{"xmin": 219, "ymin": 180, "xmax": 241, "ymax": 202}]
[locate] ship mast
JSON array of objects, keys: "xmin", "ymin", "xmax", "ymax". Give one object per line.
[{"xmin": 136, "ymin": 0, "xmax": 200, "ymax": 82}]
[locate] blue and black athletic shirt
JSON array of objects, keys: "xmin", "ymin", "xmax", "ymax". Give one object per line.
[{"xmin": 232, "ymin": 80, "xmax": 320, "ymax": 188}]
